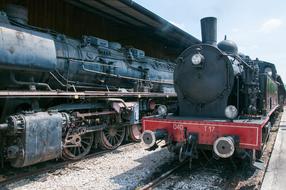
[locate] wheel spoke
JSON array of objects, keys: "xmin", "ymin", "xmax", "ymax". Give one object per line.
[
  {"xmin": 115, "ymin": 133, "xmax": 122, "ymax": 138},
  {"xmin": 105, "ymin": 134, "xmax": 111, "ymax": 139},
  {"xmin": 114, "ymin": 135, "xmax": 119, "ymax": 143},
  {"xmin": 81, "ymin": 145, "xmax": 87, "ymax": 152},
  {"xmin": 73, "ymin": 147, "xmax": 76, "ymax": 156},
  {"xmin": 110, "ymin": 137, "xmax": 114, "ymax": 145},
  {"xmin": 77, "ymin": 147, "xmax": 81, "ymax": 155},
  {"xmin": 99, "ymin": 126, "xmax": 125, "ymax": 150},
  {"xmin": 63, "ymin": 132, "xmax": 94, "ymax": 160},
  {"xmin": 113, "ymin": 137, "xmax": 117, "ymax": 145},
  {"xmin": 82, "ymin": 136, "xmax": 92, "ymax": 141},
  {"xmin": 81, "ymin": 140, "xmax": 89, "ymax": 146}
]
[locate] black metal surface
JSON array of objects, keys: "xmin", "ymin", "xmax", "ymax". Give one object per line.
[
  {"xmin": 0, "ymin": 90, "xmax": 176, "ymax": 98},
  {"xmin": 6, "ymin": 112, "xmax": 63, "ymax": 168},
  {"xmin": 174, "ymin": 17, "xmax": 285, "ymax": 118},
  {"xmin": 0, "ymin": 2, "xmax": 180, "ymax": 168},
  {"xmin": 0, "ymin": 11, "xmax": 175, "ymax": 93},
  {"xmin": 0, "ymin": 23, "xmax": 57, "ymax": 72},
  {"xmin": 165, "ymin": 115, "xmax": 265, "ymax": 125},
  {"xmin": 200, "ymin": 17, "xmax": 217, "ymax": 45},
  {"xmin": 217, "ymin": 39, "xmax": 238, "ymax": 55},
  {"xmin": 175, "ymin": 44, "xmax": 234, "ymax": 117}
]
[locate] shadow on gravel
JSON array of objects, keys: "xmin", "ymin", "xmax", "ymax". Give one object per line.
[
  {"xmin": 218, "ymin": 159, "xmax": 256, "ymax": 189},
  {"xmin": 110, "ymin": 148, "xmax": 177, "ymax": 190},
  {"xmin": 1, "ymin": 148, "xmax": 126, "ymax": 189},
  {"xmin": 111, "ymin": 148, "xmax": 257, "ymax": 190}
]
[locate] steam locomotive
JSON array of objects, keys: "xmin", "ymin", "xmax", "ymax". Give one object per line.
[
  {"xmin": 0, "ymin": 5, "xmax": 176, "ymax": 168},
  {"xmin": 142, "ymin": 17, "xmax": 285, "ymax": 167}
]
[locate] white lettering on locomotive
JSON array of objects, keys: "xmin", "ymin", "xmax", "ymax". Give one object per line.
[
  {"xmin": 173, "ymin": 123, "xmax": 184, "ymax": 130},
  {"xmin": 204, "ymin": 126, "xmax": 215, "ymax": 133}
]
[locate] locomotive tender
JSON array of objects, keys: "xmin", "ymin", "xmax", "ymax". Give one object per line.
[
  {"xmin": 142, "ymin": 17, "xmax": 285, "ymax": 166},
  {"xmin": 0, "ymin": 5, "xmax": 176, "ymax": 168}
]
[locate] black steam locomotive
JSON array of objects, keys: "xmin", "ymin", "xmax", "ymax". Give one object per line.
[
  {"xmin": 175, "ymin": 17, "xmax": 284, "ymax": 117},
  {"xmin": 142, "ymin": 17, "xmax": 285, "ymax": 167},
  {"xmin": 0, "ymin": 5, "xmax": 176, "ymax": 168}
]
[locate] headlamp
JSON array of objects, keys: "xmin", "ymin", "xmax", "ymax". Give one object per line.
[
  {"xmin": 157, "ymin": 105, "xmax": 168, "ymax": 116},
  {"xmin": 191, "ymin": 53, "xmax": 204, "ymax": 65},
  {"xmin": 225, "ymin": 105, "xmax": 238, "ymax": 119},
  {"xmin": 264, "ymin": 67, "xmax": 273, "ymax": 77}
]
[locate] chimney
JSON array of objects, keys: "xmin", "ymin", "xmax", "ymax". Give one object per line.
[{"xmin": 200, "ymin": 17, "xmax": 217, "ymax": 45}]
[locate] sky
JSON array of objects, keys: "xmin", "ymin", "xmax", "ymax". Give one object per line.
[{"xmin": 134, "ymin": 0, "xmax": 286, "ymax": 81}]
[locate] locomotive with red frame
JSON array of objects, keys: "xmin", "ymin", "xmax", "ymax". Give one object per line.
[{"xmin": 141, "ymin": 17, "xmax": 285, "ymax": 167}]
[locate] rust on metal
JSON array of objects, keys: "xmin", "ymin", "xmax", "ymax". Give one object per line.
[{"xmin": 75, "ymin": 111, "xmax": 116, "ymax": 118}]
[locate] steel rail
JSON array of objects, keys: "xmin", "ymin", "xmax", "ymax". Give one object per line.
[{"xmin": 138, "ymin": 160, "xmax": 187, "ymax": 190}]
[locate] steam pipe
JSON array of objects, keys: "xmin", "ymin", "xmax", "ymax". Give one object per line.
[{"xmin": 10, "ymin": 73, "xmax": 55, "ymax": 91}]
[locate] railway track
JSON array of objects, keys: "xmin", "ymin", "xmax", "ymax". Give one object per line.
[
  {"xmin": 138, "ymin": 113, "xmax": 282, "ymax": 190},
  {"xmin": 0, "ymin": 113, "xmax": 281, "ymax": 189},
  {"xmin": 0, "ymin": 142, "xmax": 136, "ymax": 188},
  {"xmin": 138, "ymin": 160, "xmax": 188, "ymax": 190}
]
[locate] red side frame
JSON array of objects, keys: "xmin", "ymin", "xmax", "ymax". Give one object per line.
[{"xmin": 142, "ymin": 107, "xmax": 278, "ymax": 150}]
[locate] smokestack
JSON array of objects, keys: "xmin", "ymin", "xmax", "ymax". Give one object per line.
[{"xmin": 200, "ymin": 17, "xmax": 217, "ymax": 45}]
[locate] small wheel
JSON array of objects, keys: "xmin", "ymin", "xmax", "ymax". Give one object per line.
[
  {"xmin": 62, "ymin": 132, "xmax": 94, "ymax": 160},
  {"xmin": 99, "ymin": 126, "xmax": 126, "ymax": 150},
  {"xmin": 128, "ymin": 124, "xmax": 142, "ymax": 142}
]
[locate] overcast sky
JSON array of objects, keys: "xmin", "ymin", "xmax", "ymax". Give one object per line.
[{"xmin": 134, "ymin": 0, "xmax": 286, "ymax": 81}]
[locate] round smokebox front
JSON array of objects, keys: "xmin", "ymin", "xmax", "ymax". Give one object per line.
[{"xmin": 174, "ymin": 45, "xmax": 234, "ymax": 104}]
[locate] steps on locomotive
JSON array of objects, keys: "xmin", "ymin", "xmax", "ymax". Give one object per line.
[{"xmin": 261, "ymin": 107, "xmax": 286, "ymax": 190}]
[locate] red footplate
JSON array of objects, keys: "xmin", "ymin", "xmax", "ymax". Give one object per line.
[{"xmin": 143, "ymin": 117, "xmax": 265, "ymax": 150}]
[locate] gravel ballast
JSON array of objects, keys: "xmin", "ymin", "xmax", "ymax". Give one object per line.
[
  {"xmin": 4, "ymin": 113, "xmax": 282, "ymax": 190},
  {"xmin": 154, "ymin": 167, "xmax": 224, "ymax": 190},
  {"xmin": 5, "ymin": 143, "xmax": 175, "ymax": 190}
]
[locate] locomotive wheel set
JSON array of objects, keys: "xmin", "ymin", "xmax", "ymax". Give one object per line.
[
  {"xmin": 142, "ymin": 17, "xmax": 285, "ymax": 167},
  {"xmin": 0, "ymin": 5, "xmax": 177, "ymax": 168}
]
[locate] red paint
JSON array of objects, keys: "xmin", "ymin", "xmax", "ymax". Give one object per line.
[
  {"xmin": 143, "ymin": 106, "xmax": 279, "ymax": 150},
  {"xmin": 143, "ymin": 118, "xmax": 262, "ymax": 149}
]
